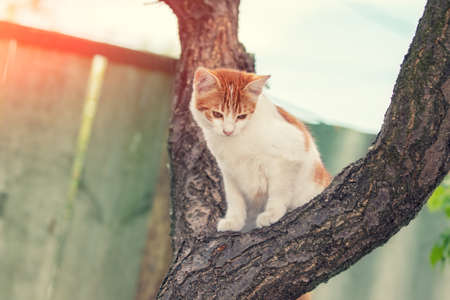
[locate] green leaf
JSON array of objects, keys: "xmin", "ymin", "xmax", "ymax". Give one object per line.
[
  {"xmin": 430, "ymin": 245, "xmax": 444, "ymax": 267},
  {"xmin": 428, "ymin": 186, "xmax": 445, "ymax": 212},
  {"xmin": 445, "ymin": 206, "xmax": 450, "ymax": 218}
]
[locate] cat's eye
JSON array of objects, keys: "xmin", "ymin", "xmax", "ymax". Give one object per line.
[
  {"xmin": 237, "ymin": 114, "xmax": 247, "ymax": 120},
  {"xmin": 212, "ymin": 111, "xmax": 223, "ymax": 118}
]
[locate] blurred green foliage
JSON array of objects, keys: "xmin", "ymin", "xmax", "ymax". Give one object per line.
[{"xmin": 427, "ymin": 176, "xmax": 450, "ymax": 267}]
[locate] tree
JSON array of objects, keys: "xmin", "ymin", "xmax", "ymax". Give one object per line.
[{"xmin": 156, "ymin": 0, "xmax": 449, "ymax": 299}]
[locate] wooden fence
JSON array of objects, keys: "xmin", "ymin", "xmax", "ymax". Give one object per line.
[{"xmin": 0, "ymin": 21, "xmax": 174, "ymax": 300}]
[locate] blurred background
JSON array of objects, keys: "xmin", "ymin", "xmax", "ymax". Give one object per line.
[{"xmin": 0, "ymin": 1, "xmax": 449, "ymax": 300}]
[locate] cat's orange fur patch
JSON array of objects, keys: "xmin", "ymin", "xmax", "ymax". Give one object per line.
[
  {"xmin": 297, "ymin": 292, "xmax": 312, "ymax": 300},
  {"xmin": 314, "ymin": 161, "xmax": 331, "ymax": 187},
  {"xmin": 275, "ymin": 107, "xmax": 331, "ymax": 187},
  {"xmin": 276, "ymin": 106, "xmax": 311, "ymax": 152},
  {"xmin": 195, "ymin": 68, "xmax": 260, "ymax": 117}
]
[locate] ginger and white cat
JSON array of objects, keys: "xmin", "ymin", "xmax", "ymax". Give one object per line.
[{"xmin": 190, "ymin": 67, "xmax": 330, "ymax": 232}]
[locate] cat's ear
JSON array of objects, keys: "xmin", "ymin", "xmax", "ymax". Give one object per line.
[
  {"xmin": 244, "ymin": 75, "xmax": 270, "ymax": 99},
  {"xmin": 193, "ymin": 67, "xmax": 220, "ymax": 96}
]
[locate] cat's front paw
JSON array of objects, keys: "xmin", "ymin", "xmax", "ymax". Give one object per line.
[
  {"xmin": 217, "ymin": 217, "xmax": 245, "ymax": 232},
  {"xmin": 256, "ymin": 209, "xmax": 285, "ymax": 228}
]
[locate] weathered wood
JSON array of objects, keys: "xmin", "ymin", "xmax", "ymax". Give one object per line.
[
  {"xmin": 158, "ymin": 0, "xmax": 450, "ymax": 299},
  {"xmin": 51, "ymin": 65, "xmax": 173, "ymax": 300},
  {"xmin": 135, "ymin": 149, "xmax": 172, "ymax": 300},
  {"xmin": 0, "ymin": 41, "xmax": 89, "ymax": 300},
  {"xmin": 0, "ymin": 31, "xmax": 174, "ymax": 300}
]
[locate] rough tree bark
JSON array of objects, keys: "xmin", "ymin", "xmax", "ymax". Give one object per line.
[{"xmin": 157, "ymin": 0, "xmax": 449, "ymax": 299}]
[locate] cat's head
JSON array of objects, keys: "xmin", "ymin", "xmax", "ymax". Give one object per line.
[{"xmin": 191, "ymin": 67, "xmax": 270, "ymax": 137}]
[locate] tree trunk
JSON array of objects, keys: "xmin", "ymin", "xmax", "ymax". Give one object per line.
[
  {"xmin": 157, "ymin": 0, "xmax": 450, "ymax": 299},
  {"xmin": 162, "ymin": 0, "xmax": 254, "ymax": 251}
]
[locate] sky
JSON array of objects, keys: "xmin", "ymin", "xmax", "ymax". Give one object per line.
[{"xmin": 0, "ymin": 0, "xmax": 426, "ymax": 133}]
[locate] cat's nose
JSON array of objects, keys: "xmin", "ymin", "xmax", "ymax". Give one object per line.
[{"xmin": 223, "ymin": 129, "xmax": 233, "ymax": 136}]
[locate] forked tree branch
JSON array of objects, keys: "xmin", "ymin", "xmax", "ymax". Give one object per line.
[{"xmin": 156, "ymin": 0, "xmax": 450, "ymax": 299}]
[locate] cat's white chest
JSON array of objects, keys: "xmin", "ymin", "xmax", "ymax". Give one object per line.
[
  {"xmin": 227, "ymin": 153, "xmax": 267, "ymax": 201},
  {"xmin": 208, "ymin": 135, "xmax": 269, "ymax": 205}
]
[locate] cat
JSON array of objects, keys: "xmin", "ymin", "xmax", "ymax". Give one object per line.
[{"xmin": 190, "ymin": 67, "xmax": 331, "ymax": 232}]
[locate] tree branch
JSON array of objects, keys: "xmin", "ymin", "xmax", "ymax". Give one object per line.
[{"xmin": 157, "ymin": 0, "xmax": 450, "ymax": 299}]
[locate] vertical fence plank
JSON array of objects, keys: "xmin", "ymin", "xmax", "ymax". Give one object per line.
[
  {"xmin": 67, "ymin": 55, "xmax": 108, "ymax": 210},
  {"xmin": 308, "ymin": 124, "xmax": 374, "ymax": 175},
  {"xmin": 52, "ymin": 63, "xmax": 173, "ymax": 300},
  {"xmin": 0, "ymin": 41, "xmax": 90, "ymax": 300},
  {"xmin": 135, "ymin": 147, "xmax": 171, "ymax": 300}
]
